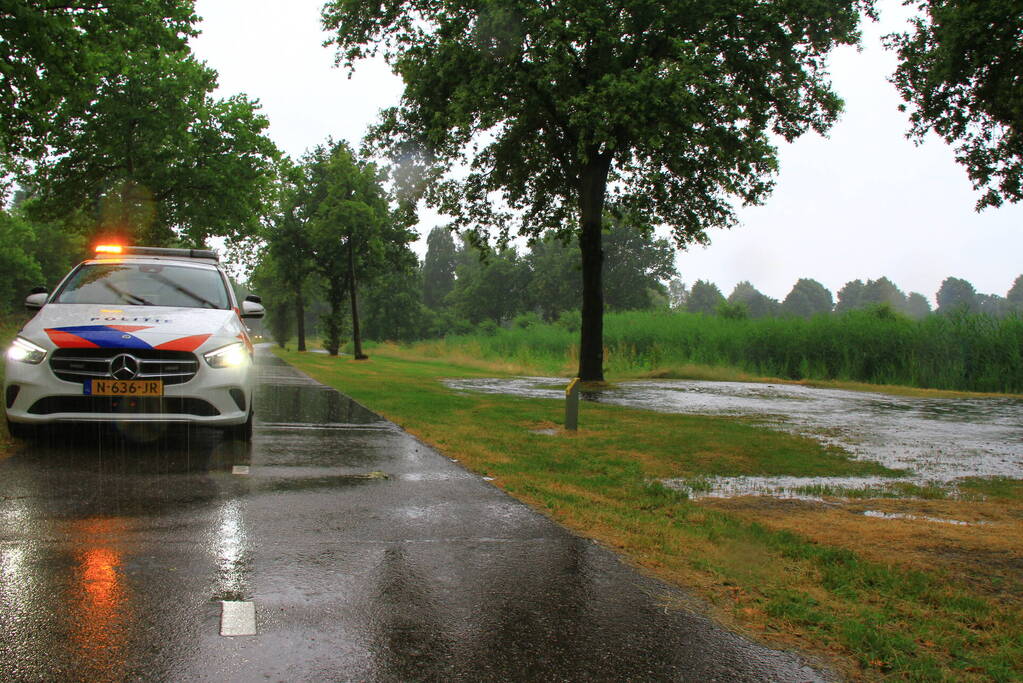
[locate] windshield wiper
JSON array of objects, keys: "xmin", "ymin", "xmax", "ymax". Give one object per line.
[
  {"xmin": 103, "ymin": 281, "xmax": 154, "ymax": 306},
  {"xmin": 150, "ymin": 272, "xmax": 222, "ymax": 309}
]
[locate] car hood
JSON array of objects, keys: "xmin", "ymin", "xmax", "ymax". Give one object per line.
[{"xmin": 20, "ymin": 304, "xmax": 247, "ymax": 354}]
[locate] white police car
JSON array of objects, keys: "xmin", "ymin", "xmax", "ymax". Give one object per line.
[{"xmin": 4, "ymin": 245, "xmax": 264, "ymax": 441}]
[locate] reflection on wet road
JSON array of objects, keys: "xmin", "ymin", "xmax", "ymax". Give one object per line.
[
  {"xmin": 446, "ymin": 377, "xmax": 1023, "ymax": 498},
  {"xmin": 1, "ymin": 350, "xmax": 830, "ymax": 680}
]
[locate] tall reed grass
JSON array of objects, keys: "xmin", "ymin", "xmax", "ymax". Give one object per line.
[{"xmin": 421, "ymin": 309, "xmax": 1023, "ymax": 393}]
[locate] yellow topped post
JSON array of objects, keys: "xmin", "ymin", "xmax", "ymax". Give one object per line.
[{"xmin": 565, "ymin": 377, "xmax": 581, "ymax": 431}]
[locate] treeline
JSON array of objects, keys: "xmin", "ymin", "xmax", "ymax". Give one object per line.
[
  {"xmin": 676, "ymin": 274, "xmax": 1023, "ymax": 319},
  {"xmin": 255, "ymin": 213, "xmax": 678, "ymax": 347}
]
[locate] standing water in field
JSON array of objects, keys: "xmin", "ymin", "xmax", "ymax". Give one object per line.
[{"xmin": 443, "ymin": 377, "xmax": 1023, "ymax": 499}]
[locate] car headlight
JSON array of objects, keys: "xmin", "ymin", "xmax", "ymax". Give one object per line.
[
  {"xmin": 204, "ymin": 342, "xmax": 249, "ymax": 369},
  {"xmin": 7, "ymin": 337, "xmax": 47, "ymax": 365}
]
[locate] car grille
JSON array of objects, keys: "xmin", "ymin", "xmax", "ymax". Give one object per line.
[
  {"xmin": 28, "ymin": 396, "xmax": 219, "ymax": 417},
  {"xmin": 50, "ymin": 349, "xmax": 199, "ymax": 386}
]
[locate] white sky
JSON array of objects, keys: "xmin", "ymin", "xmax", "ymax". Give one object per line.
[{"xmin": 190, "ymin": 0, "xmax": 1023, "ymax": 305}]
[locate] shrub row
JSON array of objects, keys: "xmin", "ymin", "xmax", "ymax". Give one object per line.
[{"xmin": 434, "ymin": 308, "xmax": 1023, "ymax": 393}]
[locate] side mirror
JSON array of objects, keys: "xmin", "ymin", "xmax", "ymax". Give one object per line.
[
  {"xmin": 25, "ymin": 291, "xmax": 48, "ymax": 310},
  {"xmin": 244, "ymin": 294, "xmax": 262, "ymax": 304},
  {"xmin": 240, "ymin": 299, "xmax": 265, "ymax": 319}
]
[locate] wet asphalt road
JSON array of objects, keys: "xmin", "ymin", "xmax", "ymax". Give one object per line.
[{"xmin": 1, "ymin": 350, "xmax": 830, "ymax": 682}]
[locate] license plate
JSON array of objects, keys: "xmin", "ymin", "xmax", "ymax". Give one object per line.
[{"xmin": 85, "ymin": 379, "xmax": 164, "ymax": 396}]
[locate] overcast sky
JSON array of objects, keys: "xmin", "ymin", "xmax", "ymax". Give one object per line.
[{"xmin": 190, "ymin": 0, "xmax": 1023, "ymax": 305}]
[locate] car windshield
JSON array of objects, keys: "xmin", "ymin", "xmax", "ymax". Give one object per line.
[{"xmin": 54, "ymin": 263, "xmax": 231, "ymax": 309}]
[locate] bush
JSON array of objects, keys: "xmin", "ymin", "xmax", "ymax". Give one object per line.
[
  {"xmin": 513, "ymin": 311, "xmax": 542, "ymax": 329},
  {"xmin": 556, "ymin": 309, "xmax": 581, "ymax": 333}
]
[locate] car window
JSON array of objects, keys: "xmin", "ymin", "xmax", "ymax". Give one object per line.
[{"xmin": 54, "ymin": 263, "xmax": 231, "ymax": 309}]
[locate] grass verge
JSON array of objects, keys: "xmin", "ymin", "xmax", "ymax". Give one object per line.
[{"xmin": 275, "ymin": 345, "xmax": 1023, "ymax": 681}]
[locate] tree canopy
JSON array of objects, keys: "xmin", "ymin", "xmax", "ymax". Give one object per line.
[
  {"xmin": 1, "ymin": 0, "xmax": 196, "ymax": 164},
  {"xmin": 936, "ymin": 276, "xmax": 978, "ymax": 313},
  {"xmin": 782, "ymin": 278, "xmax": 833, "ymax": 317},
  {"xmin": 422, "ymin": 226, "xmax": 458, "ymax": 309},
  {"xmin": 728, "ymin": 281, "xmax": 779, "ymax": 318},
  {"xmin": 323, "ymin": 0, "xmax": 873, "ymax": 380},
  {"xmin": 3, "ymin": 1, "xmax": 278, "ymax": 248},
  {"xmin": 686, "ymin": 280, "xmax": 726, "ymax": 315},
  {"xmin": 27, "ymin": 52, "xmax": 279, "ymax": 245},
  {"xmin": 887, "ymin": 0, "xmax": 1023, "ymax": 210}
]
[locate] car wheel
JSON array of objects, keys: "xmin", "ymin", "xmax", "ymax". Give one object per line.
[{"xmin": 226, "ymin": 411, "xmax": 253, "ymax": 442}]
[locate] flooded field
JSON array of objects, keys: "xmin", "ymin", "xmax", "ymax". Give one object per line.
[{"xmin": 444, "ymin": 377, "xmax": 1023, "ymax": 500}]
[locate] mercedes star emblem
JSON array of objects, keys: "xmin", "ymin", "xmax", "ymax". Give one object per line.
[{"xmin": 110, "ymin": 354, "xmax": 140, "ymax": 381}]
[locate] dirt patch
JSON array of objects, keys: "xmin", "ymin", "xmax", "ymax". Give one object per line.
[{"xmin": 703, "ymin": 496, "xmax": 1023, "ymax": 598}]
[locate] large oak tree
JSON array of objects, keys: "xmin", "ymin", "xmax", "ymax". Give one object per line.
[{"xmin": 324, "ymin": 0, "xmax": 873, "ymax": 380}]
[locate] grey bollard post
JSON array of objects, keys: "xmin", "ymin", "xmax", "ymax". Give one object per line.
[{"xmin": 565, "ymin": 377, "xmax": 580, "ymax": 431}]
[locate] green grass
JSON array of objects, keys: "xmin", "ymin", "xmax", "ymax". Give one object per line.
[
  {"xmin": 405, "ymin": 308, "xmax": 1023, "ymax": 394},
  {"xmin": 276, "ymin": 346, "xmax": 1023, "ymax": 681}
]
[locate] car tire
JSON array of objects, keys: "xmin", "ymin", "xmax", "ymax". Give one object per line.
[{"xmin": 226, "ymin": 411, "xmax": 253, "ymax": 442}]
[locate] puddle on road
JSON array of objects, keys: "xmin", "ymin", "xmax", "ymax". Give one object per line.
[{"xmin": 445, "ymin": 377, "xmax": 1023, "ymax": 500}]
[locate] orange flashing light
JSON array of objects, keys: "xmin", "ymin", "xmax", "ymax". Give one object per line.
[{"xmin": 94, "ymin": 244, "xmax": 124, "ymax": 254}]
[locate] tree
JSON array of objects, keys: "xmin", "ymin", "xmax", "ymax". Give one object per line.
[
  {"xmin": 1007, "ymin": 275, "xmax": 1023, "ymax": 313},
  {"xmin": 905, "ymin": 292, "xmax": 933, "ymax": 319},
  {"xmin": 524, "ymin": 235, "xmax": 580, "ymax": 322},
  {"xmin": 0, "ymin": 1, "xmax": 195, "ymax": 164},
  {"xmin": 523, "ymin": 209, "xmax": 678, "ymax": 320},
  {"xmin": 936, "ymin": 276, "xmax": 979, "ymax": 313},
  {"xmin": 361, "ymin": 263, "xmax": 430, "ymax": 342},
  {"xmin": 0, "ymin": 210, "xmax": 43, "ymax": 313},
  {"xmin": 860, "ymin": 276, "xmax": 908, "ymax": 312},
  {"xmin": 686, "ymin": 280, "xmax": 725, "ymax": 315},
  {"xmin": 887, "ymin": 1, "xmax": 1023, "ymax": 209},
  {"xmin": 264, "ymin": 162, "xmax": 316, "ymax": 351},
  {"xmin": 300, "ymin": 140, "xmax": 414, "ymax": 357},
  {"xmin": 324, "ymin": 1, "xmax": 872, "ymax": 380},
  {"xmin": 602, "ymin": 211, "xmax": 677, "ymax": 311},
  {"xmin": 668, "ymin": 279, "xmax": 689, "ymax": 311},
  {"xmin": 28, "ymin": 52, "xmax": 279, "ymax": 245},
  {"xmin": 249, "ymin": 256, "xmax": 296, "ymax": 348},
  {"xmin": 977, "ymin": 293, "xmax": 1008, "ymax": 316},
  {"xmin": 835, "ymin": 279, "xmax": 866, "ymax": 313},
  {"xmin": 422, "ymin": 226, "xmax": 458, "ymax": 309},
  {"xmin": 448, "ymin": 242, "xmax": 531, "ymax": 325},
  {"xmin": 782, "ymin": 278, "xmax": 833, "ymax": 317},
  {"xmin": 727, "ymin": 281, "xmax": 779, "ymax": 318},
  {"xmin": 0, "ymin": 196, "xmax": 90, "ymax": 312}
]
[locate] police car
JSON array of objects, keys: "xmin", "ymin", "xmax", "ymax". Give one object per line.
[{"xmin": 4, "ymin": 245, "xmax": 264, "ymax": 440}]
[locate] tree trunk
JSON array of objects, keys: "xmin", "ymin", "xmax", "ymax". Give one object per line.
[
  {"xmin": 348, "ymin": 235, "xmax": 368, "ymax": 360},
  {"xmin": 577, "ymin": 153, "xmax": 612, "ymax": 382},
  {"xmin": 295, "ymin": 287, "xmax": 306, "ymax": 352},
  {"xmin": 325, "ymin": 277, "xmax": 344, "ymax": 356}
]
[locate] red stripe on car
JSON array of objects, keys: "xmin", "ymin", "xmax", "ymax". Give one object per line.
[
  {"xmin": 44, "ymin": 329, "xmax": 100, "ymax": 348},
  {"xmin": 154, "ymin": 334, "xmax": 211, "ymax": 352}
]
